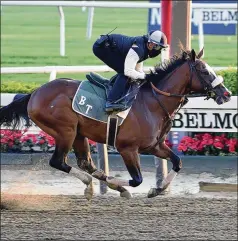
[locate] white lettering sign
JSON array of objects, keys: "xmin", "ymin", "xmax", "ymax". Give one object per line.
[
  {"xmin": 149, "ymin": 8, "xmax": 237, "ymax": 27},
  {"xmin": 193, "ymin": 9, "xmax": 237, "ymax": 24},
  {"xmin": 150, "ymin": 8, "xmax": 161, "ymax": 25},
  {"xmin": 172, "ymin": 109, "xmax": 237, "ymax": 132}
]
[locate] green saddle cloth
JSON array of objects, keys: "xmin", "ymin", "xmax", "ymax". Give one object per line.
[{"xmin": 72, "ymin": 80, "xmax": 130, "ymax": 125}]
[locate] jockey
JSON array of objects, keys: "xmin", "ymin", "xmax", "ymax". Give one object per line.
[{"xmin": 93, "ymin": 30, "xmax": 168, "ymax": 112}]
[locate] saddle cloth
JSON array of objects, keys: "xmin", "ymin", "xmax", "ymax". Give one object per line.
[{"xmin": 72, "ymin": 80, "xmax": 131, "ymax": 126}]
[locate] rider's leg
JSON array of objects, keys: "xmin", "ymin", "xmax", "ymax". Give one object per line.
[
  {"xmin": 93, "ymin": 40, "xmax": 131, "ymax": 112},
  {"xmin": 105, "ymin": 74, "xmax": 130, "ymax": 112}
]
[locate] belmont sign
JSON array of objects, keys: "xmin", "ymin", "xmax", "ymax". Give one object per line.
[
  {"xmin": 148, "ymin": 0, "xmax": 237, "ymax": 35},
  {"xmin": 172, "ymin": 109, "xmax": 237, "ymax": 132},
  {"xmin": 197, "ymin": 9, "xmax": 237, "ymax": 23},
  {"xmin": 170, "ymin": 96, "xmax": 237, "ymax": 132}
]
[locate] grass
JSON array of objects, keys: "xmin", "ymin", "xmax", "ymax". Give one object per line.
[{"xmin": 1, "ymin": 6, "xmax": 237, "ymax": 85}]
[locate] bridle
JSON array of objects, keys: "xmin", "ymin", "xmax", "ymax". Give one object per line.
[{"xmin": 149, "ymin": 60, "xmax": 216, "ymax": 121}]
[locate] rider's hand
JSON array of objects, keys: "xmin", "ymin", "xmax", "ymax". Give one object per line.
[{"xmin": 145, "ymin": 74, "xmax": 150, "ymax": 81}]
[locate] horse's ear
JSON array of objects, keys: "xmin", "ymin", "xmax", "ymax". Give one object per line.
[
  {"xmin": 197, "ymin": 47, "xmax": 204, "ymax": 59},
  {"xmin": 191, "ymin": 49, "xmax": 196, "ymax": 62}
]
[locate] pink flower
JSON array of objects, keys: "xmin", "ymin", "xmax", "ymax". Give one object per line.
[
  {"xmin": 178, "ymin": 144, "xmax": 187, "ymax": 152},
  {"xmin": 213, "ymin": 142, "xmax": 224, "ymax": 149},
  {"xmin": 202, "ymin": 133, "xmax": 212, "ymax": 140},
  {"xmin": 89, "ymin": 140, "xmax": 96, "ymax": 145},
  {"xmin": 8, "ymin": 141, "xmax": 14, "ymax": 148},
  {"xmin": 229, "ymin": 145, "xmax": 235, "ymax": 153},
  {"xmin": 39, "ymin": 139, "xmax": 45, "ymax": 145}
]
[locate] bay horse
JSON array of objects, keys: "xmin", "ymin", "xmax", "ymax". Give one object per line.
[{"xmin": 0, "ymin": 47, "xmax": 231, "ymax": 199}]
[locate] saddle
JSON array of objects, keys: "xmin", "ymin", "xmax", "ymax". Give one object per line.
[
  {"xmin": 86, "ymin": 72, "xmax": 115, "ymax": 98},
  {"xmin": 86, "ymin": 72, "xmax": 139, "ymax": 107}
]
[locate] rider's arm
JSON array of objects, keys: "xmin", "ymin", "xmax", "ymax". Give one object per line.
[
  {"xmin": 135, "ymin": 61, "xmax": 143, "ymax": 73},
  {"xmin": 124, "ymin": 45, "xmax": 146, "ymax": 80}
]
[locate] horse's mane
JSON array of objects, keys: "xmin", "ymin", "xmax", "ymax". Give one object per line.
[{"xmin": 148, "ymin": 45, "xmax": 192, "ymax": 83}]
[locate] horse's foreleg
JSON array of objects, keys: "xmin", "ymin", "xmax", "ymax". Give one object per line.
[
  {"xmin": 94, "ymin": 149, "xmax": 142, "ymax": 199},
  {"xmin": 148, "ymin": 142, "xmax": 182, "ymax": 198}
]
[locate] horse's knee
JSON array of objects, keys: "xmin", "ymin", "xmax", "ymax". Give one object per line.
[{"xmin": 129, "ymin": 176, "xmax": 143, "ymax": 187}]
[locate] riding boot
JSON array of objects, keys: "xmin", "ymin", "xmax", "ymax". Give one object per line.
[{"xmin": 105, "ymin": 74, "xmax": 128, "ymax": 112}]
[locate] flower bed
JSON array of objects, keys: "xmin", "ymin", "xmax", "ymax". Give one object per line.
[
  {"xmin": 1, "ymin": 130, "xmax": 237, "ymax": 156},
  {"xmin": 178, "ymin": 133, "xmax": 238, "ymax": 156},
  {"xmin": 0, "ymin": 129, "xmax": 173, "ymax": 154}
]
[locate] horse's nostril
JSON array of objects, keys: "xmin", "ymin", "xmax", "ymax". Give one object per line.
[{"xmin": 224, "ymin": 91, "xmax": 231, "ymax": 97}]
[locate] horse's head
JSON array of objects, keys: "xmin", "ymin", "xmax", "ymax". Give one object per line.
[{"xmin": 188, "ymin": 48, "xmax": 232, "ymax": 105}]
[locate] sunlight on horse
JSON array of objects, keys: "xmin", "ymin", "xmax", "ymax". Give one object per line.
[{"xmin": 0, "ymin": 47, "xmax": 231, "ymax": 199}]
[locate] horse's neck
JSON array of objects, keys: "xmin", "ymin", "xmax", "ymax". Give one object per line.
[
  {"xmin": 137, "ymin": 63, "xmax": 189, "ymax": 118},
  {"xmin": 159, "ymin": 63, "xmax": 189, "ymax": 114},
  {"xmin": 159, "ymin": 63, "xmax": 189, "ymax": 95}
]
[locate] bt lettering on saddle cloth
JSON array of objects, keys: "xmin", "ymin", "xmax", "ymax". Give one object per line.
[
  {"xmin": 72, "ymin": 80, "xmax": 129, "ymax": 125},
  {"xmin": 78, "ymin": 96, "xmax": 93, "ymax": 114}
]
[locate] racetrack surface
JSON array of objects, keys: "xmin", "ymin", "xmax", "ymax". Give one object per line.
[{"xmin": 1, "ymin": 193, "xmax": 237, "ymax": 240}]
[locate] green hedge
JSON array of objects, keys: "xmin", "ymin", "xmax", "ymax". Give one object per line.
[
  {"xmin": 216, "ymin": 69, "xmax": 237, "ymax": 95},
  {"xmin": 1, "ymin": 69, "xmax": 237, "ymax": 95},
  {"xmin": 1, "ymin": 81, "xmax": 40, "ymax": 94}
]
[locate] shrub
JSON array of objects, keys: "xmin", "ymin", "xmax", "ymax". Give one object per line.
[
  {"xmin": 216, "ymin": 69, "xmax": 237, "ymax": 95},
  {"xmin": 1, "ymin": 70, "xmax": 237, "ymax": 94}
]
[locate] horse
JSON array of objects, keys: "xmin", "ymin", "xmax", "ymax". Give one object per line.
[{"xmin": 0, "ymin": 47, "xmax": 231, "ymax": 199}]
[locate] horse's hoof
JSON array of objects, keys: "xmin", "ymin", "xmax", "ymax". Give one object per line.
[
  {"xmin": 84, "ymin": 182, "xmax": 94, "ymax": 201},
  {"xmin": 147, "ymin": 188, "xmax": 164, "ymax": 198},
  {"xmin": 107, "ymin": 182, "xmax": 118, "ymax": 191},
  {"xmin": 120, "ymin": 190, "xmax": 132, "ymax": 199}
]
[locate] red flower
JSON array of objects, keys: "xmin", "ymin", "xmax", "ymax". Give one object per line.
[
  {"xmin": 39, "ymin": 139, "xmax": 45, "ymax": 145},
  {"xmin": 178, "ymin": 144, "xmax": 187, "ymax": 152},
  {"xmin": 202, "ymin": 133, "xmax": 213, "ymax": 140},
  {"xmin": 8, "ymin": 141, "xmax": 14, "ymax": 148},
  {"xmin": 229, "ymin": 145, "xmax": 235, "ymax": 153},
  {"xmin": 213, "ymin": 142, "xmax": 224, "ymax": 149},
  {"xmin": 89, "ymin": 140, "xmax": 96, "ymax": 145}
]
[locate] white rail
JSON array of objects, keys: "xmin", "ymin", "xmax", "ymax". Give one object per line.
[{"xmin": 1, "ymin": 65, "xmax": 235, "ymax": 82}]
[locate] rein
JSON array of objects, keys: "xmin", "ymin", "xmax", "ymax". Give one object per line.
[{"xmin": 149, "ymin": 61, "xmax": 207, "ymax": 121}]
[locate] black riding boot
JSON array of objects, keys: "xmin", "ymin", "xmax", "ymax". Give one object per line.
[{"xmin": 105, "ymin": 74, "xmax": 128, "ymax": 112}]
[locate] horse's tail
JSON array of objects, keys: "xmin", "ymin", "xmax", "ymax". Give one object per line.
[{"xmin": 0, "ymin": 94, "xmax": 32, "ymax": 130}]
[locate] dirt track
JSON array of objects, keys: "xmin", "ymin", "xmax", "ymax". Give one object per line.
[{"xmin": 1, "ymin": 193, "xmax": 237, "ymax": 240}]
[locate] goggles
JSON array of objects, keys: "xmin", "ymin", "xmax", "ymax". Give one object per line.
[{"xmin": 151, "ymin": 43, "xmax": 168, "ymax": 51}]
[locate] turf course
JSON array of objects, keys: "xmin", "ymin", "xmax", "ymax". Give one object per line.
[{"xmin": 1, "ymin": 6, "xmax": 237, "ymax": 85}]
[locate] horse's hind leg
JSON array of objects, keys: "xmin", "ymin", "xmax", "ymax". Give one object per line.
[
  {"xmin": 30, "ymin": 119, "xmax": 93, "ymax": 200},
  {"xmin": 148, "ymin": 141, "xmax": 182, "ymax": 198},
  {"xmin": 73, "ymin": 134, "xmax": 97, "ymax": 174}
]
